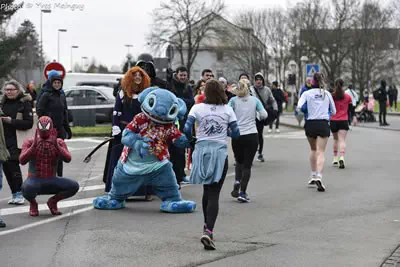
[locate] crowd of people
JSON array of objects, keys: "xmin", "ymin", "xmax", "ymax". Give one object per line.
[{"xmin": 0, "ymin": 54, "xmax": 398, "ymax": 250}]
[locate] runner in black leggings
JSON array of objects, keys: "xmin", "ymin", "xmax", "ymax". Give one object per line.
[{"xmin": 229, "ymin": 79, "xmax": 267, "ymax": 202}]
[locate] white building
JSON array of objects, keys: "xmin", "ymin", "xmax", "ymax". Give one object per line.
[{"xmin": 169, "ymin": 13, "xmax": 265, "ymax": 82}]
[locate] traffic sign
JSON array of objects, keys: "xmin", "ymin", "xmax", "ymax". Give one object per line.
[
  {"xmin": 44, "ymin": 62, "xmax": 66, "ymax": 80},
  {"xmin": 306, "ymin": 64, "xmax": 319, "ymax": 78}
]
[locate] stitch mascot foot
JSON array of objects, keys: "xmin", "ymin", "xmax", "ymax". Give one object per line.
[
  {"xmin": 93, "ymin": 195, "xmax": 126, "ymax": 210},
  {"xmin": 160, "ymin": 200, "xmax": 196, "ymax": 213}
]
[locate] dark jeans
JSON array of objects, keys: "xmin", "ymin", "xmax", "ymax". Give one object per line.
[
  {"xmin": 22, "ymin": 177, "xmax": 79, "ymax": 201},
  {"xmin": 202, "ymin": 158, "xmax": 228, "ymax": 231},
  {"xmin": 256, "ymin": 120, "xmax": 264, "ymax": 154},
  {"xmin": 269, "ymin": 113, "xmax": 280, "ymax": 129},
  {"xmin": 379, "ymin": 101, "xmax": 387, "ymax": 124},
  {"xmin": 3, "ymin": 160, "xmax": 23, "ymax": 194},
  {"xmin": 232, "ymin": 133, "xmax": 258, "ymax": 193}
]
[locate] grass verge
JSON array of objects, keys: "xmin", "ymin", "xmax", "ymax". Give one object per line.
[{"xmin": 71, "ymin": 125, "xmax": 110, "ymax": 137}]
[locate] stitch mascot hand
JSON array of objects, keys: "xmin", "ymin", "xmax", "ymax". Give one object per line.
[{"xmin": 94, "ymin": 87, "xmax": 196, "ymax": 213}]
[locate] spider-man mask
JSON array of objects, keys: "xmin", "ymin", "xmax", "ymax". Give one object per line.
[{"xmin": 37, "ymin": 116, "xmax": 53, "ymax": 139}]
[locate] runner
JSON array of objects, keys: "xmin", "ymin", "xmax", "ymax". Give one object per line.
[
  {"xmin": 297, "ymin": 72, "xmax": 336, "ymax": 192},
  {"xmin": 184, "ymin": 79, "xmax": 240, "ymax": 250},
  {"xmin": 20, "ymin": 116, "xmax": 79, "ymax": 216},
  {"xmin": 228, "ymin": 79, "xmax": 267, "ymax": 202},
  {"xmin": 330, "ymin": 79, "xmax": 352, "ymax": 169}
]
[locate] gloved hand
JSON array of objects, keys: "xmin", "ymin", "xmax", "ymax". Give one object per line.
[
  {"xmin": 134, "ymin": 136, "xmax": 153, "ymax": 158},
  {"xmin": 112, "ymin": 125, "xmax": 121, "ymax": 136}
]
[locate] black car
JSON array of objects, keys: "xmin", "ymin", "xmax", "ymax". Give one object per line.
[{"xmin": 65, "ymin": 86, "xmax": 115, "ymax": 123}]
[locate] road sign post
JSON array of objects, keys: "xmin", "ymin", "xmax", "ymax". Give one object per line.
[
  {"xmin": 44, "ymin": 62, "xmax": 66, "ymax": 80},
  {"xmin": 306, "ymin": 64, "xmax": 320, "ymax": 79}
]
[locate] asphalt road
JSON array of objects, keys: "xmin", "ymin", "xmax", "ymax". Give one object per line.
[{"xmin": 0, "ymin": 126, "xmax": 399, "ymax": 267}]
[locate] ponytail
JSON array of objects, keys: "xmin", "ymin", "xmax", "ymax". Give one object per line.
[{"xmin": 333, "ymin": 78, "xmax": 344, "ymax": 100}]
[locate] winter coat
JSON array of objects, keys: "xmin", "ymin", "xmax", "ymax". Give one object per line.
[
  {"xmin": 0, "ymin": 93, "xmax": 33, "ymax": 160},
  {"xmin": 0, "ymin": 119, "xmax": 10, "ymax": 162},
  {"xmin": 271, "ymin": 88, "xmax": 285, "ymax": 113},
  {"xmin": 36, "ymin": 86, "xmax": 71, "ymax": 140},
  {"xmin": 168, "ymin": 78, "xmax": 195, "ymax": 112}
]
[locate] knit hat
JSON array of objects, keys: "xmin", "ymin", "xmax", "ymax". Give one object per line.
[
  {"xmin": 50, "ymin": 74, "xmax": 63, "ymax": 87},
  {"xmin": 47, "ymin": 70, "xmax": 59, "ymax": 81},
  {"xmin": 218, "ymin": 77, "xmax": 227, "ymax": 84}
]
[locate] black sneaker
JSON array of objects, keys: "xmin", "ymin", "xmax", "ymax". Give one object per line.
[
  {"xmin": 201, "ymin": 230, "xmax": 216, "ymax": 250},
  {"xmin": 314, "ymin": 179, "xmax": 325, "ymax": 192},
  {"xmin": 0, "ymin": 217, "xmax": 6, "ymax": 228},
  {"xmin": 237, "ymin": 192, "xmax": 250, "ymax": 203},
  {"xmin": 231, "ymin": 182, "xmax": 240, "ymax": 198},
  {"xmin": 257, "ymin": 154, "xmax": 265, "ymax": 162}
]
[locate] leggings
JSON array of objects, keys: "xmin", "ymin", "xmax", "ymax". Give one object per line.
[
  {"xmin": 3, "ymin": 160, "xmax": 23, "ymax": 194},
  {"xmin": 232, "ymin": 133, "xmax": 258, "ymax": 193},
  {"xmin": 22, "ymin": 177, "xmax": 79, "ymax": 201},
  {"xmin": 202, "ymin": 158, "xmax": 228, "ymax": 231},
  {"xmin": 256, "ymin": 120, "xmax": 264, "ymax": 154},
  {"xmin": 269, "ymin": 113, "xmax": 280, "ymax": 129}
]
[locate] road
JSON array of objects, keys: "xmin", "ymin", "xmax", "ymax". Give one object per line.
[{"xmin": 0, "ymin": 126, "xmax": 399, "ymax": 267}]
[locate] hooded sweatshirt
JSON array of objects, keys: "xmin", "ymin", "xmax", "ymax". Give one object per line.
[{"xmin": 249, "ymin": 72, "xmax": 278, "ymax": 111}]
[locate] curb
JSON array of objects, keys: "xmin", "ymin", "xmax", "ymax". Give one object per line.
[
  {"xmin": 355, "ymin": 125, "xmax": 400, "ymax": 132},
  {"xmin": 279, "ymin": 122, "xmax": 303, "ymax": 130}
]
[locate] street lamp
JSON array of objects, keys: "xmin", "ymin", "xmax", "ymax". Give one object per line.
[
  {"xmin": 125, "ymin": 44, "xmax": 133, "ymax": 69},
  {"xmin": 70, "ymin": 45, "xmax": 79, "ymax": 72},
  {"xmin": 57, "ymin": 29, "xmax": 67, "ymax": 62},
  {"xmin": 40, "ymin": 9, "xmax": 51, "ymax": 83}
]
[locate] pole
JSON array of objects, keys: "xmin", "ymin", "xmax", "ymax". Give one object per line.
[
  {"xmin": 40, "ymin": 11, "xmax": 43, "ymax": 83},
  {"xmin": 57, "ymin": 30, "xmax": 60, "ymax": 62},
  {"xmin": 71, "ymin": 46, "xmax": 73, "ymax": 72}
]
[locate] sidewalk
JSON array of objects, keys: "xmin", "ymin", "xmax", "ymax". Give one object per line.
[{"xmin": 280, "ymin": 114, "xmax": 400, "ymax": 132}]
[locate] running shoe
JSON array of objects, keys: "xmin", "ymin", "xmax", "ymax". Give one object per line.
[
  {"xmin": 181, "ymin": 176, "xmax": 190, "ymax": 184},
  {"xmin": 268, "ymin": 129, "xmax": 272, "ymax": 133},
  {"xmin": 314, "ymin": 178, "xmax": 326, "ymax": 192},
  {"xmin": 231, "ymin": 181, "xmax": 240, "ymax": 198},
  {"xmin": 14, "ymin": 192, "xmax": 25, "ymax": 205},
  {"xmin": 238, "ymin": 192, "xmax": 250, "ymax": 203},
  {"xmin": 332, "ymin": 156, "xmax": 339, "ymax": 166},
  {"xmin": 339, "ymin": 156, "xmax": 345, "ymax": 169},
  {"xmin": 0, "ymin": 217, "xmax": 5, "ymax": 228},
  {"xmin": 276, "ymin": 129, "xmax": 280, "ymax": 133},
  {"xmin": 257, "ymin": 154, "xmax": 265, "ymax": 162},
  {"xmin": 307, "ymin": 175, "xmax": 317, "ymax": 187},
  {"xmin": 201, "ymin": 230, "xmax": 216, "ymax": 250},
  {"xmin": 8, "ymin": 193, "xmax": 16, "ymax": 205}
]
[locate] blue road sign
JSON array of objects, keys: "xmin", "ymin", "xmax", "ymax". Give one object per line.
[{"xmin": 306, "ymin": 64, "xmax": 320, "ymax": 78}]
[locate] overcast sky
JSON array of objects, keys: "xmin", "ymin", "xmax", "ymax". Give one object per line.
[{"xmin": 10, "ymin": 0, "xmax": 298, "ymax": 71}]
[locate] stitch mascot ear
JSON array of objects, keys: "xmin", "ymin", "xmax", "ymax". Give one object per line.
[
  {"xmin": 176, "ymin": 98, "xmax": 187, "ymax": 120},
  {"xmin": 138, "ymin": 87, "xmax": 159, "ymax": 103}
]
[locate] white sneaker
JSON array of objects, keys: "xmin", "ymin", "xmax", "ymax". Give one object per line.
[
  {"xmin": 14, "ymin": 195, "xmax": 25, "ymax": 205},
  {"xmin": 8, "ymin": 197, "xmax": 16, "ymax": 205},
  {"xmin": 307, "ymin": 175, "xmax": 317, "ymax": 187},
  {"xmin": 276, "ymin": 129, "xmax": 280, "ymax": 133},
  {"xmin": 268, "ymin": 129, "xmax": 272, "ymax": 133}
]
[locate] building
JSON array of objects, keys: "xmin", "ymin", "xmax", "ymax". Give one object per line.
[{"xmin": 169, "ymin": 13, "xmax": 265, "ymax": 82}]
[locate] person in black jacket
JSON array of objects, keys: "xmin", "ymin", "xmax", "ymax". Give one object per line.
[
  {"xmin": 377, "ymin": 80, "xmax": 389, "ymax": 126},
  {"xmin": 167, "ymin": 66, "xmax": 195, "ymax": 186},
  {"xmin": 135, "ymin": 53, "xmax": 168, "ymax": 88},
  {"xmin": 269, "ymin": 81, "xmax": 285, "ymax": 133},
  {"xmin": 0, "ymin": 79, "xmax": 33, "ymax": 205},
  {"xmin": 37, "ymin": 74, "xmax": 72, "ymax": 176}
]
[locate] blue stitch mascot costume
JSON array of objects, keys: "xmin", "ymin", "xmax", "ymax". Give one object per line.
[{"xmin": 93, "ymin": 87, "xmax": 196, "ymax": 213}]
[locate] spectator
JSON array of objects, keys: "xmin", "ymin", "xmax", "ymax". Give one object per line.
[{"xmin": 201, "ymin": 69, "xmax": 213, "ymax": 81}]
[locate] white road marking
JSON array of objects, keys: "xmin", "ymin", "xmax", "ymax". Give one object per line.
[
  {"xmin": 87, "ymin": 175, "xmax": 101, "ymax": 181},
  {"xmin": 78, "ymin": 185, "xmax": 104, "ymax": 192},
  {"xmin": 264, "ymin": 131, "xmax": 305, "ymax": 139},
  {"xmin": 0, "ymin": 197, "xmax": 95, "ymax": 216},
  {"xmin": 0, "ymin": 206, "xmax": 93, "ymax": 236}
]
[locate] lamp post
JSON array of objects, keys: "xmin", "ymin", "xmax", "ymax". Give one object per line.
[
  {"xmin": 40, "ymin": 9, "xmax": 51, "ymax": 83},
  {"xmin": 125, "ymin": 44, "xmax": 133, "ymax": 69},
  {"xmin": 70, "ymin": 45, "xmax": 79, "ymax": 72},
  {"xmin": 57, "ymin": 29, "xmax": 67, "ymax": 62}
]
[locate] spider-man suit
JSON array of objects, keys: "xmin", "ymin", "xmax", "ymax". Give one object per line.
[{"xmin": 20, "ymin": 116, "xmax": 79, "ymax": 217}]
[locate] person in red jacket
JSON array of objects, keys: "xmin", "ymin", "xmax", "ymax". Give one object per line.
[{"xmin": 20, "ymin": 116, "xmax": 79, "ymax": 217}]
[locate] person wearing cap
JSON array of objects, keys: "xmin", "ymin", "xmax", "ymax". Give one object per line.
[
  {"xmin": 249, "ymin": 72, "xmax": 278, "ymax": 162},
  {"xmin": 219, "ymin": 77, "xmax": 234, "ymax": 101},
  {"xmin": 269, "ymin": 81, "xmax": 285, "ymax": 133},
  {"xmin": 37, "ymin": 74, "xmax": 72, "ymax": 177}
]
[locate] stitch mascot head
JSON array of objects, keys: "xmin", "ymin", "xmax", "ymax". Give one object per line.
[
  {"xmin": 138, "ymin": 87, "xmax": 186, "ymax": 124},
  {"xmin": 37, "ymin": 116, "xmax": 57, "ymax": 139}
]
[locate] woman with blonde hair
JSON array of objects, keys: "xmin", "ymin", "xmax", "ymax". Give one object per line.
[
  {"xmin": 228, "ymin": 79, "xmax": 267, "ymax": 202},
  {"xmin": 103, "ymin": 66, "xmax": 151, "ymax": 192}
]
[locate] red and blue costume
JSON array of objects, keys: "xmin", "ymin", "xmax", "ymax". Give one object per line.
[{"xmin": 20, "ymin": 116, "xmax": 79, "ymax": 216}]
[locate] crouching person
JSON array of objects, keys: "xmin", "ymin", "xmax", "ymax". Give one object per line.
[{"xmin": 20, "ymin": 116, "xmax": 79, "ymax": 216}]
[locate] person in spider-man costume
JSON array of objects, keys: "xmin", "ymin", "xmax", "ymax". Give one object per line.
[{"xmin": 20, "ymin": 116, "xmax": 79, "ymax": 216}]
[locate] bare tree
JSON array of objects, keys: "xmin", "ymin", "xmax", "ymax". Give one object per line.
[{"xmin": 148, "ymin": 0, "xmax": 225, "ymax": 77}]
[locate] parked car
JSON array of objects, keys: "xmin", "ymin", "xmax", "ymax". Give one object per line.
[
  {"xmin": 76, "ymin": 81, "xmax": 119, "ymax": 88},
  {"xmin": 64, "ymin": 86, "xmax": 115, "ymax": 123}
]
